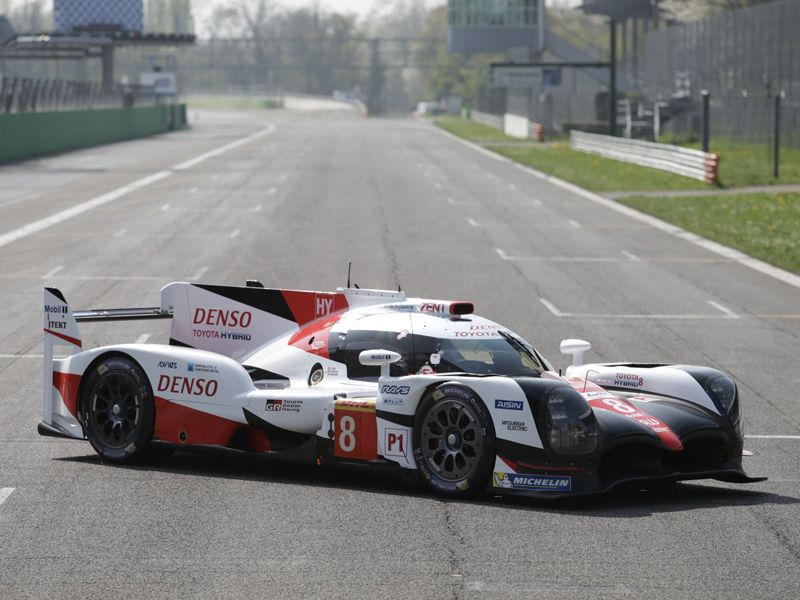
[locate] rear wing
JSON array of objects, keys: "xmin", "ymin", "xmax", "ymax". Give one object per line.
[{"xmin": 42, "ymin": 287, "xmax": 173, "ymax": 437}]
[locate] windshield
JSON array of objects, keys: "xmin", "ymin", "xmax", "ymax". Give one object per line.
[{"xmin": 411, "ymin": 332, "xmax": 547, "ymax": 377}]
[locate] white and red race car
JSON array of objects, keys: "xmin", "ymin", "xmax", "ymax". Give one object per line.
[{"xmin": 40, "ymin": 281, "xmax": 764, "ymax": 498}]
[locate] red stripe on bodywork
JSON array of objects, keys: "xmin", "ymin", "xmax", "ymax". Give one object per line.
[
  {"xmin": 154, "ymin": 396, "xmax": 242, "ymax": 446},
  {"xmin": 52, "ymin": 371, "xmax": 81, "ymax": 417},
  {"xmin": 280, "ymin": 291, "xmax": 349, "ymax": 327},
  {"xmin": 518, "ymin": 462, "xmax": 588, "ymax": 473},
  {"xmin": 44, "ymin": 329, "xmax": 81, "ymax": 348},
  {"xmin": 571, "ymin": 378, "xmax": 684, "ymax": 452},
  {"xmin": 288, "ymin": 316, "xmax": 342, "ymax": 359}
]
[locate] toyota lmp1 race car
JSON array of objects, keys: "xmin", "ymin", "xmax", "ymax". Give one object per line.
[{"xmin": 39, "ymin": 281, "xmax": 765, "ymax": 498}]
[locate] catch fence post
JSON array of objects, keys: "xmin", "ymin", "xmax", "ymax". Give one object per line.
[
  {"xmin": 773, "ymin": 92, "xmax": 782, "ymax": 179},
  {"xmin": 701, "ymin": 90, "xmax": 710, "ymax": 152}
]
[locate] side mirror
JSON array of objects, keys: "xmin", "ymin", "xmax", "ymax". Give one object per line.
[
  {"xmin": 560, "ymin": 339, "xmax": 592, "ymax": 367},
  {"xmin": 359, "ymin": 349, "xmax": 402, "ymax": 378}
]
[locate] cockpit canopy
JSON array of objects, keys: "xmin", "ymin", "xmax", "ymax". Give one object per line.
[{"xmin": 329, "ymin": 312, "xmax": 551, "ymax": 381}]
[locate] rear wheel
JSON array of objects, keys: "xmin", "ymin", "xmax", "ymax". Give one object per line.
[
  {"xmin": 81, "ymin": 356, "xmax": 155, "ymax": 463},
  {"xmin": 412, "ymin": 384, "xmax": 495, "ymax": 497}
]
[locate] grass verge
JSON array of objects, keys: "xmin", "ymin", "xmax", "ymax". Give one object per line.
[
  {"xmin": 434, "ymin": 116, "xmax": 710, "ymax": 193},
  {"xmin": 619, "ymin": 192, "xmax": 800, "ymax": 274},
  {"xmin": 434, "ymin": 115, "xmax": 523, "ymax": 143},
  {"xmin": 186, "ymin": 95, "xmax": 284, "ymax": 110},
  {"xmin": 673, "ymin": 140, "xmax": 800, "ymax": 188}
]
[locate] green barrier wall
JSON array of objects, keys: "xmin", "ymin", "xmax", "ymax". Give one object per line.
[{"xmin": 0, "ymin": 104, "xmax": 188, "ymax": 163}]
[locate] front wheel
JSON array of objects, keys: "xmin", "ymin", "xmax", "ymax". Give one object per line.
[
  {"xmin": 81, "ymin": 356, "xmax": 155, "ymax": 463},
  {"xmin": 412, "ymin": 384, "xmax": 495, "ymax": 497}
]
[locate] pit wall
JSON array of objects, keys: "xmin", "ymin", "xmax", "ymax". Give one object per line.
[{"xmin": 0, "ymin": 104, "xmax": 188, "ymax": 163}]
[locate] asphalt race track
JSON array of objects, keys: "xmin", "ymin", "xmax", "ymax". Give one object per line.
[{"xmin": 1, "ymin": 100, "xmax": 799, "ymax": 599}]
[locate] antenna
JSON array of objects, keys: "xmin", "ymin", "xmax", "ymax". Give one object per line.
[{"xmin": 347, "ymin": 262, "xmax": 352, "ymax": 288}]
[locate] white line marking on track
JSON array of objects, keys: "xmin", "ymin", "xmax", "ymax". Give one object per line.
[
  {"xmin": 569, "ymin": 219, "xmax": 582, "ymax": 228},
  {"xmin": 171, "ymin": 125, "xmax": 274, "ymax": 171},
  {"xmin": 537, "ymin": 296, "xmax": 739, "ymax": 320},
  {"xmin": 41, "ymin": 265, "xmax": 64, "ymax": 279},
  {"xmin": 114, "ymin": 228, "xmax": 127, "ymax": 238},
  {"xmin": 539, "ymin": 298, "xmax": 566, "ymax": 317},
  {"xmin": 746, "ymin": 435, "xmax": 800, "ymax": 439},
  {"xmin": 54, "ymin": 275, "xmax": 166, "ymax": 281},
  {"xmin": 621, "ymin": 250, "xmax": 641, "ymax": 261},
  {"xmin": 230, "ymin": 229, "xmax": 241, "ymax": 239},
  {"xmin": 0, "ymin": 488, "xmax": 14, "ymax": 507},
  {"xmin": 434, "ymin": 124, "xmax": 800, "ymax": 290},
  {"xmin": 708, "ymin": 300, "xmax": 740, "ymax": 319},
  {"xmin": 0, "ymin": 354, "xmax": 65, "ymax": 359},
  {"xmin": 134, "ymin": 334, "xmax": 151, "ymax": 344},
  {"xmin": 495, "ymin": 248, "xmax": 511, "ymax": 261},
  {"xmin": 160, "ymin": 203, "xmax": 170, "ymax": 212},
  {"xmin": 0, "ymin": 170, "xmax": 171, "ymax": 250},
  {"xmin": 467, "ymin": 218, "xmax": 478, "ymax": 227},
  {"xmin": 0, "ymin": 126, "xmax": 275, "ymax": 251},
  {"xmin": 189, "ymin": 267, "xmax": 208, "ymax": 281}
]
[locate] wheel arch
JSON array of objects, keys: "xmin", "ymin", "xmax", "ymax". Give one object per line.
[{"xmin": 76, "ymin": 350, "xmax": 154, "ymax": 431}]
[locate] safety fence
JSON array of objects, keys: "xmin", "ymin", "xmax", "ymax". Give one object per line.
[
  {"xmin": 470, "ymin": 109, "xmax": 503, "ymax": 131},
  {"xmin": 0, "ymin": 76, "xmax": 157, "ymax": 114},
  {"xmin": 571, "ymin": 130, "xmax": 719, "ymax": 184}
]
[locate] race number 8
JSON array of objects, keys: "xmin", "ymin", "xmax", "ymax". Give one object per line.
[
  {"xmin": 333, "ymin": 404, "xmax": 377, "ymax": 461},
  {"xmin": 338, "ymin": 415, "xmax": 356, "ymax": 452}
]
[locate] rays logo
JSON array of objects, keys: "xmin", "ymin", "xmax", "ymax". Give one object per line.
[{"xmin": 381, "ymin": 385, "xmax": 410, "ymax": 395}]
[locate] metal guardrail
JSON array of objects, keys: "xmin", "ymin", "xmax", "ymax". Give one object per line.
[
  {"xmin": 0, "ymin": 76, "xmax": 157, "ymax": 114},
  {"xmin": 470, "ymin": 109, "xmax": 503, "ymax": 131},
  {"xmin": 571, "ymin": 130, "xmax": 720, "ymax": 184}
]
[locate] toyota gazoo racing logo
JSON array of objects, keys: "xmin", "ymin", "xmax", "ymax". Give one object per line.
[
  {"xmin": 192, "ymin": 307, "xmax": 252, "ymax": 341},
  {"xmin": 493, "ymin": 472, "xmax": 571, "ymax": 491}
]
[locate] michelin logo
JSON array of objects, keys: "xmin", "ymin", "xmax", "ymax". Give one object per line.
[{"xmin": 493, "ymin": 472, "xmax": 571, "ymax": 491}]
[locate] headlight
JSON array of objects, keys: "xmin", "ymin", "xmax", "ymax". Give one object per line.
[
  {"xmin": 705, "ymin": 375, "xmax": 741, "ymax": 434},
  {"xmin": 545, "ymin": 387, "xmax": 598, "ymax": 455}
]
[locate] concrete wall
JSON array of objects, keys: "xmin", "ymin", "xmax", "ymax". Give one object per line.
[
  {"xmin": 503, "ymin": 113, "xmax": 530, "ymax": 139},
  {"xmin": 0, "ymin": 104, "xmax": 187, "ymax": 163}
]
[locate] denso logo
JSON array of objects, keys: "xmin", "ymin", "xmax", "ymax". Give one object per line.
[
  {"xmin": 157, "ymin": 375, "xmax": 218, "ymax": 397},
  {"xmin": 381, "ymin": 385, "xmax": 410, "ymax": 396},
  {"xmin": 192, "ymin": 308, "xmax": 252, "ymax": 328}
]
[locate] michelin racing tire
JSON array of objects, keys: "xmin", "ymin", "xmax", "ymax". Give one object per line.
[
  {"xmin": 412, "ymin": 384, "xmax": 495, "ymax": 497},
  {"xmin": 81, "ymin": 355, "xmax": 155, "ymax": 464}
]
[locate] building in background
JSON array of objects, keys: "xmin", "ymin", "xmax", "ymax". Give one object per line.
[{"xmin": 447, "ymin": 0, "xmax": 545, "ymax": 55}]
